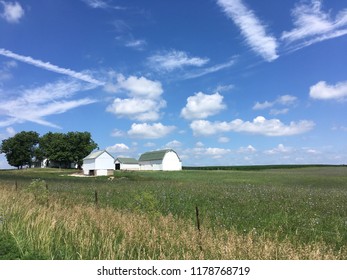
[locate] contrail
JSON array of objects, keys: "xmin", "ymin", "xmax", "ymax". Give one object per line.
[{"xmin": 0, "ymin": 48, "xmax": 105, "ymax": 86}]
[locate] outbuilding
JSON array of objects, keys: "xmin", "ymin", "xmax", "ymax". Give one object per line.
[
  {"xmin": 138, "ymin": 149, "xmax": 182, "ymax": 171},
  {"xmin": 115, "ymin": 157, "xmax": 139, "ymax": 171},
  {"xmin": 82, "ymin": 150, "xmax": 115, "ymax": 176}
]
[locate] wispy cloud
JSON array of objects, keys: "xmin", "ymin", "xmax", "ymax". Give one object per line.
[
  {"xmin": 82, "ymin": 0, "xmax": 124, "ymax": 10},
  {"xmin": 0, "ymin": 1, "xmax": 24, "ymax": 23},
  {"xmin": 147, "ymin": 50, "xmax": 209, "ymax": 72},
  {"xmin": 282, "ymin": 0, "xmax": 347, "ymax": 51},
  {"xmin": 0, "ymin": 60, "xmax": 17, "ymax": 82},
  {"xmin": 184, "ymin": 57, "xmax": 237, "ymax": 79},
  {"xmin": 0, "ymin": 80, "xmax": 97, "ymax": 128},
  {"xmin": 125, "ymin": 39, "xmax": 147, "ymax": 50},
  {"xmin": 216, "ymin": 0, "xmax": 278, "ymax": 62},
  {"xmin": 253, "ymin": 95, "xmax": 298, "ymax": 115},
  {"xmin": 0, "ymin": 48, "xmax": 104, "ymax": 85}
]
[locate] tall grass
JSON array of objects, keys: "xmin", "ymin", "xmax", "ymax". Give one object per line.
[{"xmin": 0, "ymin": 185, "xmax": 346, "ymax": 259}]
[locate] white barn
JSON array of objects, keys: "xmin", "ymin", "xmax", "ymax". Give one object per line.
[
  {"xmin": 82, "ymin": 150, "xmax": 115, "ymax": 176},
  {"xmin": 115, "ymin": 157, "xmax": 139, "ymax": 171},
  {"xmin": 138, "ymin": 149, "xmax": 182, "ymax": 171}
]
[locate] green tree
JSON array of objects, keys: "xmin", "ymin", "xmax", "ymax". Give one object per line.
[
  {"xmin": 66, "ymin": 131, "xmax": 98, "ymax": 168},
  {"xmin": 39, "ymin": 131, "xmax": 97, "ymax": 168},
  {"xmin": 0, "ymin": 131, "xmax": 40, "ymax": 169},
  {"xmin": 39, "ymin": 132, "xmax": 69, "ymax": 168}
]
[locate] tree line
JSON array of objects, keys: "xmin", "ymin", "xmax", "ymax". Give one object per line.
[{"xmin": 0, "ymin": 131, "xmax": 98, "ymax": 169}]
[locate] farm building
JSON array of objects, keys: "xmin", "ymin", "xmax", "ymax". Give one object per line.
[
  {"xmin": 138, "ymin": 149, "xmax": 182, "ymax": 171},
  {"xmin": 82, "ymin": 150, "xmax": 115, "ymax": 176},
  {"xmin": 115, "ymin": 157, "xmax": 139, "ymax": 171}
]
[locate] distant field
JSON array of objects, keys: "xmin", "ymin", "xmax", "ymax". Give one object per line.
[{"xmin": 1, "ymin": 166, "xmax": 347, "ymax": 259}]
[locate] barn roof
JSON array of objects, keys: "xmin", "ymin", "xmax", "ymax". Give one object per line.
[
  {"xmin": 84, "ymin": 150, "xmax": 114, "ymax": 160},
  {"xmin": 115, "ymin": 157, "xmax": 138, "ymax": 164},
  {"xmin": 138, "ymin": 149, "xmax": 180, "ymax": 162}
]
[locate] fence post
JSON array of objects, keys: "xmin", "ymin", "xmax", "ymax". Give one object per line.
[
  {"xmin": 195, "ymin": 206, "xmax": 203, "ymax": 251},
  {"xmin": 94, "ymin": 190, "xmax": 98, "ymax": 207},
  {"xmin": 15, "ymin": 180, "xmax": 18, "ymax": 191}
]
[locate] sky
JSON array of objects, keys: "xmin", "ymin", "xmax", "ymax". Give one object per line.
[{"xmin": 0, "ymin": 0, "xmax": 347, "ymax": 168}]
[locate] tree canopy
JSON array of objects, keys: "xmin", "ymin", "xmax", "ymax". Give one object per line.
[
  {"xmin": 0, "ymin": 131, "xmax": 40, "ymax": 169},
  {"xmin": 1, "ymin": 131, "xmax": 98, "ymax": 169}
]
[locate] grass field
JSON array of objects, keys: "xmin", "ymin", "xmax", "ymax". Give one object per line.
[{"xmin": 1, "ymin": 166, "xmax": 347, "ymax": 259}]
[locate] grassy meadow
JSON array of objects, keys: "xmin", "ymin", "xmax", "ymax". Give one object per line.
[{"xmin": 0, "ymin": 166, "xmax": 347, "ymax": 259}]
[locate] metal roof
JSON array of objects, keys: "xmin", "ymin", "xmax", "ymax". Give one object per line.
[
  {"xmin": 84, "ymin": 150, "xmax": 114, "ymax": 160},
  {"xmin": 115, "ymin": 157, "xmax": 138, "ymax": 164},
  {"xmin": 138, "ymin": 149, "xmax": 180, "ymax": 162}
]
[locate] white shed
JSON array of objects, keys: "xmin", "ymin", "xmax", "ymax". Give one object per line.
[
  {"xmin": 82, "ymin": 150, "xmax": 115, "ymax": 176},
  {"xmin": 138, "ymin": 149, "xmax": 182, "ymax": 171},
  {"xmin": 115, "ymin": 157, "xmax": 139, "ymax": 171}
]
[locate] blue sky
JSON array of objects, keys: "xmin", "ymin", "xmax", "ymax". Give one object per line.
[{"xmin": 1, "ymin": 0, "xmax": 347, "ymax": 167}]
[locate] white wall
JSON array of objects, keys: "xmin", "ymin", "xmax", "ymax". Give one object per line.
[
  {"xmin": 162, "ymin": 151, "xmax": 182, "ymax": 171},
  {"xmin": 121, "ymin": 163, "xmax": 139, "ymax": 170},
  {"xmin": 95, "ymin": 153, "xmax": 114, "ymax": 170},
  {"xmin": 83, "ymin": 151, "xmax": 115, "ymax": 175},
  {"xmin": 139, "ymin": 160, "xmax": 162, "ymax": 171},
  {"xmin": 139, "ymin": 151, "xmax": 182, "ymax": 171},
  {"xmin": 83, "ymin": 158, "xmax": 95, "ymax": 175}
]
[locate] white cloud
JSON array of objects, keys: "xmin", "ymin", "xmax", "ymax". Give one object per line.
[
  {"xmin": 165, "ymin": 140, "xmax": 182, "ymax": 148},
  {"xmin": 282, "ymin": 0, "xmax": 347, "ymax": 50},
  {"xmin": 214, "ymin": 84, "xmax": 234, "ymax": 93},
  {"xmin": 204, "ymin": 147, "xmax": 231, "ymax": 158},
  {"xmin": 0, "ymin": 126, "xmax": 15, "ymax": 140},
  {"xmin": 106, "ymin": 143, "xmax": 130, "ymax": 153},
  {"xmin": 218, "ymin": 136, "xmax": 230, "ymax": 143},
  {"xmin": 216, "ymin": 0, "xmax": 278, "ymax": 61},
  {"xmin": 147, "ymin": 50, "xmax": 209, "ymax": 72},
  {"xmin": 196, "ymin": 141, "xmax": 204, "ymax": 147},
  {"xmin": 0, "ymin": 1, "xmax": 24, "ymax": 23},
  {"xmin": 264, "ymin": 144, "xmax": 293, "ymax": 155},
  {"xmin": 107, "ymin": 74, "xmax": 163, "ymax": 99},
  {"xmin": 111, "ymin": 129, "xmax": 125, "ymax": 137},
  {"xmin": 190, "ymin": 116, "xmax": 315, "ymax": 136},
  {"xmin": 187, "ymin": 147, "xmax": 231, "ymax": 159},
  {"xmin": 0, "ymin": 48, "xmax": 104, "ymax": 85},
  {"xmin": 144, "ymin": 142, "xmax": 156, "ymax": 147},
  {"xmin": 128, "ymin": 123, "xmax": 176, "ymax": 139},
  {"xmin": 253, "ymin": 101, "xmax": 273, "ymax": 110},
  {"xmin": 106, "ymin": 97, "xmax": 166, "ymax": 121},
  {"xmin": 0, "ymin": 80, "xmax": 97, "ymax": 128},
  {"xmin": 238, "ymin": 145, "xmax": 256, "ymax": 153},
  {"xmin": 181, "ymin": 92, "xmax": 226, "ymax": 120},
  {"xmin": 269, "ymin": 108, "xmax": 290, "ymax": 116},
  {"xmin": 253, "ymin": 95, "xmax": 297, "ymax": 115},
  {"xmin": 106, "ymin": 74, "xmax": 166, "ymax": 121},
  {"xmin": 309, "ymin": 80, "xmax": 347, "ymax": 100},
  {"xmin": 277, "ymin": 95, "xmax": 298, "ymax": 105}
]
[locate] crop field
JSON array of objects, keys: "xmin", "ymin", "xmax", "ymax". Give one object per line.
[{"xmin": 0, "ymin": 166, "xmax": 347, "ymax": 259}]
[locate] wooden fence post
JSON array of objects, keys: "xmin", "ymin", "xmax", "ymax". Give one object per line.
[
  {"xmin": 94, "ymin": 190, "xmax": 98, "ymax": 207},
  {"xmin": 195, "ymin": 206, "xmax": 203, "ymax": 251}
]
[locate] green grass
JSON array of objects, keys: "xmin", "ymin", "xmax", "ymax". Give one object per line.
[{"xmin": 1, "ymin": 166, "xmax": 347, "ymax": 259}]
